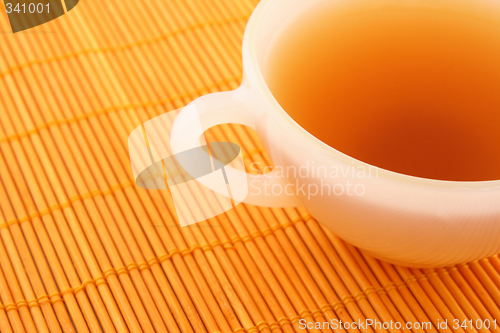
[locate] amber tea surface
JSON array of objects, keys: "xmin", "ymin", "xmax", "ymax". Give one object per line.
[{"xmin": 266, "ymin": 1, "xmax": 500, "ymax": 181}]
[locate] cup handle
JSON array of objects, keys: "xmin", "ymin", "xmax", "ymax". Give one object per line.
[{"xmin": 171, "ymin": 87, "xmax": 301, "ymax": 207}]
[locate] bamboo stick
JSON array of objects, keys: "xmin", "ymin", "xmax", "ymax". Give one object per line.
[
  {"xmin": 0, "ymin": 263, "xmax": 24, "ymax": 333},
  {"xmin": 432, "ymin": 268, "xmax": 499, "ymax": 333},
  {"xmin": 466, "ymin": 263, "xmax": 500, "ymax": 308},
  {"xmin": 317, "ymin": 228, "xmax": 418, "ymax": 333},
  {"xmin": 343, "ymin": 244, "xmax": 428, "ymax": 333},
  {"xmin": 449, "ymin": 266, "xmax": 500, "ymax": 326},
  {"xmin": 392, "ymin": 267, "xmax": 456, "ymax": 333},
  {"xmin": 412, "ymin": 269, "xmax": 481, "ymax": 333}
]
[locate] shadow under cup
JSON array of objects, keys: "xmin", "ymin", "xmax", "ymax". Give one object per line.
[{"xmin": 264, "ymin": 0, "xmax": 500, "ymax": 182}]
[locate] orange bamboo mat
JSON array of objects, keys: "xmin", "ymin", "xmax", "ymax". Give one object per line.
[{"xmin": 0, "ymin": 1, "xmax": 499, "ymax": 333}]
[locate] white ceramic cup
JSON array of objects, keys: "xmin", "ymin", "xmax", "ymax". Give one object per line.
[{"xmin": 171, "ymin": 0, "xmax": 500, "ymax": 267}]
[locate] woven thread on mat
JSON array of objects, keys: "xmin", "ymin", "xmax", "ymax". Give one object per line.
[
  {"xmin": 2, "ymin": 172, "xmax": 491, "ymax": 314},
  {"xmin": 0, "ymin": 75, "xmax": 241, "ymax": 148},
  {"xmin": 0, "ymin": 15, "xmax": 249, "ymax": 80}
]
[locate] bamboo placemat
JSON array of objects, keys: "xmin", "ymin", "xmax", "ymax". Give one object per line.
[{"xmin": 0, "ymin": 1, "xmax": 499, "ymax": 332}]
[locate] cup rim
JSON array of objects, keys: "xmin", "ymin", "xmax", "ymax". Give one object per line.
[{"xmin": 241, "ymin": 0, "xmax": 500, "ymax": 190}]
